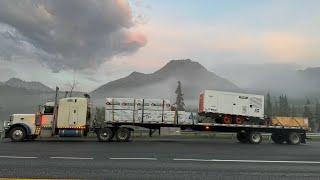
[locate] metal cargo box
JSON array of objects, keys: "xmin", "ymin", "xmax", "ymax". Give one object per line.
[{"xmin": 199, "ymin": 90, "xmax": 264, "ymax": 118}]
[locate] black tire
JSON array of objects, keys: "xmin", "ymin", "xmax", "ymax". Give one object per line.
[
  {"xmin": 248, "ymin": 132, "xmax": 262, "ymax": 144},
  {"xmin": 9, "ymin": 127, "xmax": 26, "ymax": 142},
  {"xmin": 271, "ymin": 133, "xmax": 285, "ymax": 144},
  {"xmin": 286, "ymin": 132, "xmax": 301, "ymax": 145},
  {"xmin": 97, "ymin": 128, "xmax": 114, "ymax": 142},
  {"xmin": 115, "ymin": 128, "xmax": 131, "ymax": 142},
  {"xmin": 236, "ymin": 132, "xmax": 249, "ymax": 143}
]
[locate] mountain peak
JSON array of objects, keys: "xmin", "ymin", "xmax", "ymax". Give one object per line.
[
  {"xmin": 91, "ymin": 59, "xmax": 239, "ymax": 102},
  {"xmin": 154, "ymin": 59, "xmax": 206, "ymax": 75},
  {"xmin": 164, "ymin": 59, "xmax": 204, "ymax": 68},
  {"xmin": 5, "ymin": 78, "xmax": 53, "ymax": 92}
]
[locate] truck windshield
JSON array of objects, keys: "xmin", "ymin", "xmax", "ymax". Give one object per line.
[{"xmin": 43, "ymin": 106, "xmax": 54, "ymax": 114}]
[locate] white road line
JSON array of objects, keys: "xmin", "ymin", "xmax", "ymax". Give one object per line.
[
  {"xmin": 0, "ymin": 155, "xmax": 38, "ymax": 159},
  {"xmin": 50, "ymin": 156, "xmax": 94, "ymax": 160},
  {"xmin": 109, "ymin": 157, "xmax": 157, "ymax": 160},
  {"xmin": 173, "ymin": 158, "xmax": 320, "ymax": 164}
]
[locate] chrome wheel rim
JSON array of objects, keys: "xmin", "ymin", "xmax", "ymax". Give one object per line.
[{"xmin": 13, "ymin": 130, "xmax": 23, "ymax": 140}]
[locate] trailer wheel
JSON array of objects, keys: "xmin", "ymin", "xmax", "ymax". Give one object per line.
[
  {"xmin": 271, "ymin": 133, "xmax": 285, "ymax": 144},
  {"xmin": 236, "ymin": 132, "xmax": 248, "ymax": 143},
  {"xmin": 115, "ymin": 128, "xmax": 131, "ymax": 142},
  {"xmin": 286, "ymin": 132, "xmax": 301, "ymax": 145},
  {"xmin": 248, "ymin": 132, "xmax": 262, "ymax": 144},
  {"xmin": 97, "ymin": 128, "xmax": 114, "ymax": 142},
  {"xmin": 9, "ymin": 127, "xmax": 26, "ymax": 142}
]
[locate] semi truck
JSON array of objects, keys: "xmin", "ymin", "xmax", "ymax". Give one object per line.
[{"xmin": 2, "ymin": 88, "xmax": 309, "ymax": 145}]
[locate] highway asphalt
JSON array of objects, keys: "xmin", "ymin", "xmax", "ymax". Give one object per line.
[{"xmin": 0, "ymin": 137, "xmax": 320, "ymax": 180}]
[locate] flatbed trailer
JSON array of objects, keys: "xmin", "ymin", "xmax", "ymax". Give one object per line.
[{"xmin": 94, "ymin": 121, "xmax": 308, "ymax": 145}]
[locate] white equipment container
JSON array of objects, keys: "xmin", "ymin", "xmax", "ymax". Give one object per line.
[
  {"xmin": 57, "ymin": 97, "xmax": 88, "ymax": 128},
  {"xmin": 199, "ymin": 90, "xmax": 264, "ymax": 118}
]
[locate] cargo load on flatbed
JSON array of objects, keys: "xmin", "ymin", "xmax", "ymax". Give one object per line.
[
  {"xmin": 199, "ymin": 90, "xmax": 264, "ymax": 118},
  {"xmin": 105, "ymin": 98, "xmax": 195, "ymax": 125},
  {"xmin": 198, "ymin": 90, "xmax": 265, "ymax": 124},
  {"xmin": 271, "ymin": 116, "xmax": 309, "ymax": 129}
]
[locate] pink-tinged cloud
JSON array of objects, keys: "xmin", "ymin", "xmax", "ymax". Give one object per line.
[
  {"xmin": 127, "ymin": 22, "xmax": 320, "ymax": 65},
  {"xmin": 125, "ymin": 31, "xmax": 147, "ymax": 46},
  {"xmin": 261, "ymin": 32, "xmax": 319, "ymax": 62}
]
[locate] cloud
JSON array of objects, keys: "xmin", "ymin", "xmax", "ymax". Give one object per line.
[
  {"xmin": 0, "ymin": 0, "xmax": 147, "ymax": 72},
  {"xmin": 128, "ymin": 22, "xmax": 320, "ymax": 66},
  {"xmin": 261, "ymin": 32, "xmax": 319, "ymax": 62}
]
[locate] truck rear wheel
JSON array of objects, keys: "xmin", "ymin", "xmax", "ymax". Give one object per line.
[
  {"xmin": 9, "ymin": 127, "xmax": 26, "ymax": 142},
  {"xmin": 236, "ymin": 132, "xmax": 248, "ymax": 143},
  {"xmin": 115, "ymin": 128, "xmax": 131, "ymax": 142},
  {"xmin": 286, "ymin": 132, "xmax": 301, "ymax": 145},
  {"xmin": 97, "ymin": 128, "xmax": 114, "ymax": 142},
  {"xmin": 248, "ymin": 132, "xmax": 262, "ymax": 144},
  {"xmin": 271, "ymin": 133, "xmax": 285, "ymax": 144}
]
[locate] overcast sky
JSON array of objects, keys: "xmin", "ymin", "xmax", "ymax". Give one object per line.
[{"xmin": 0, "ymin": 0, "xmax": 319, "ymax": 92}]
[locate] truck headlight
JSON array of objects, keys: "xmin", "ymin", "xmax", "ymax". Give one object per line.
[{"xmin": 3, "ymin": 121, "xmax": 10, "ymax": 129}]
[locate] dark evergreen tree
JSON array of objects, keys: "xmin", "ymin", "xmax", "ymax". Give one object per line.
[
  {"xmin": 175, "ymin": 81, "xmax": 185, "ymax": 111},
  {"xmin": 265, "ymin": 92, "xmax": 273, "ymax": 118}
]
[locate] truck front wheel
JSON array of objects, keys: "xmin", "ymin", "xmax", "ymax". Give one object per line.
[
  {"xmin": 97, "ymin": 128, "xmax": 114, "ymax": 142},
  {"xmin": 115, "ymin": 128, "xmax": 131, "ymax": 142},
  {"xmin": 9, "ymin": 127, "xmax": 26, "ymax": 142}
]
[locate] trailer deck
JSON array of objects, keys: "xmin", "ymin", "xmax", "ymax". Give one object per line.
[{"xmin": 95, "ymin": 121, "xmax": 308, "ymax": 145}]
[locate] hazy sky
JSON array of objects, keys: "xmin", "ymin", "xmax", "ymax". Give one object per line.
[{"xmin": 0, "ymin": 0, "xmax": 319, "ymax": 91}]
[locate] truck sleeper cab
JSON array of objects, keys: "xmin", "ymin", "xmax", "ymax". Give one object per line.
[{"xmin": 4, "ymin": 97, "xmax": 91, "ymax": 142}]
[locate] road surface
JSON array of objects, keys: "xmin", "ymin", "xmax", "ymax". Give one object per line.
[{"xmin": 0, "ymin": 137, "xmax": 320, "ymax": 180}]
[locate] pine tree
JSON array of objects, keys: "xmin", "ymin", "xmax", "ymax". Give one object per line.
[
  {"xmin": 175, "ymin": 81, "xmax": 185, "ymax": 111},
  {"xmin": 265, "ymin": 92, "xmax": 273, "ymax": 118}
]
